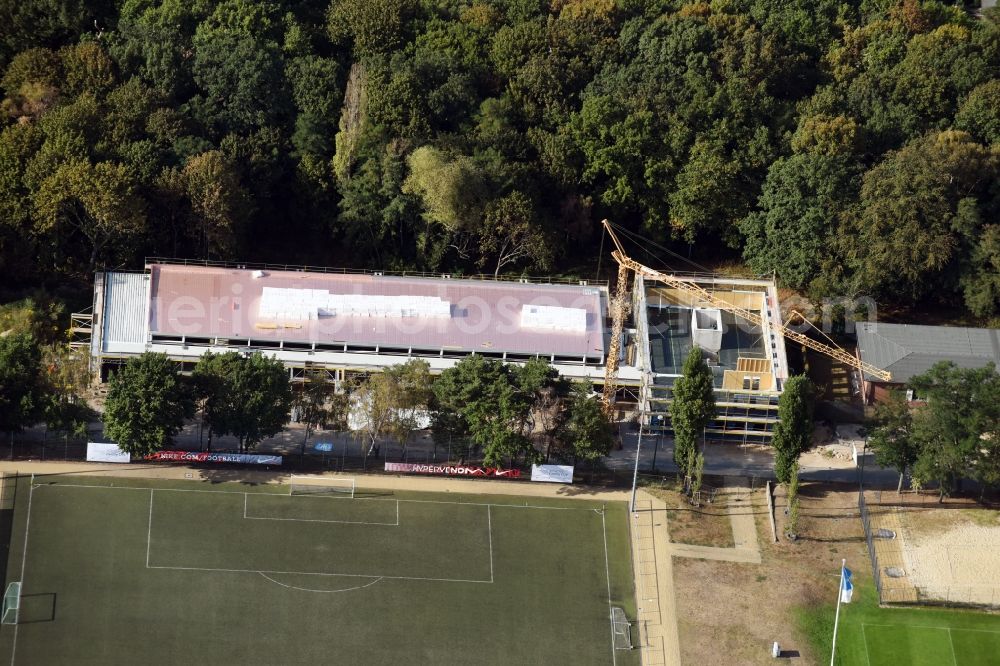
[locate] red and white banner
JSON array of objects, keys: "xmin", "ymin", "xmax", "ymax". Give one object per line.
[
  {"xmin": 384, "ymin": 462, "xmax": 521, "ymax": 479},
  {"xmin": 145, "ymin": 451, "xmax": 283, "ymax": 466}
]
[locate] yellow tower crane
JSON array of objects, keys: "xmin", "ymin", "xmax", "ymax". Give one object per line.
[{"xmin": 599, "ymin": 219, "xmax": 891, "ymax": 416}]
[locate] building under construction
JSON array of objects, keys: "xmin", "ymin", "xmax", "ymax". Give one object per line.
[
  {"xmin": 632, "ymin": 274, "xmax": 790, "ymax": 443},
  {"xmin": 77, "ymin": 253, "xmax": 798, "ymax": 443}
]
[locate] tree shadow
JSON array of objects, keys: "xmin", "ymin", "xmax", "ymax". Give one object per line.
[{"xmin": 194, "ymin": 467, "xmax": 291, "ymax": 486}]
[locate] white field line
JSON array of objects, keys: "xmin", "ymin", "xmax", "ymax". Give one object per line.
[
  {"xmin": 242, "ymin": 494, "xmax": 399, "ymax": 526},
  {"xmin": 53, "ymin": 482, "xmax": 615, "ymax": 593},
  {"xmin": 257, "ymin": 572, "xmax": 384, "ymax": 594},
  {"xmin": 862, "ymin": 623, "xmax": 1000, "ymax": 634},
  {"xmin": 861, "ymin": 623, "xmax": 871, "ymax": 666},
  {"xmin": 948, "ymin": 628, "xmax": 958, "ymax": 666},
  {"xmin": 602, "ymin": 509, "xmax": 615, "ymax": 666},
  {"xmin": 10, "ymin": 477, "xmax": 35, "ymax": 666},
  {"xmin": 487, "ymin": 505, "xmax": 494, "ymax": 584},
  {"xmin": 146, "ymin": 563, "xmax": 492, "ymax": 584},
  {"xmin": 146, "ymin": 489, "xmax": 154, "ymax": 568},
  {"xmin": 36, "ymin": 483, "xmax": 592, "ymax": 511},
  {"xmin": 145, "ymin": 490, "xmax": 492, "ymax": 583}
]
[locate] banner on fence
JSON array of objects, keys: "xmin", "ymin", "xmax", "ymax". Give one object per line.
[
  {"xmin": 86, "ymin": 442, "xmax": 131, "ymax": 463},
  {"xmin": 384, "ymin": 462, "xmax": 520, "ymax": 479},
  {"xmin": 145, "ymin": 451, "xmax": 283, "ymax": 466},
  {"xmin": 530, "ymin": 464, "xmax": 574, "ymax": 484}
]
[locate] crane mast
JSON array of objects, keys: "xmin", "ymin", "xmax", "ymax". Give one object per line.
[{"xmin": 598, "ymin": 220, "xmax": 890, "ymax": 415}]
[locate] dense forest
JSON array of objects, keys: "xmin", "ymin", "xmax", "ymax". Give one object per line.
[{"xmin": 1, "ymin": 0, "xmax": 998, "ymax": 319}]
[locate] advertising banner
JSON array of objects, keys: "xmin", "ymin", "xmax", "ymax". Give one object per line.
[
  {"xmin": 384, "ymin": 462, "xmax": 520, "ymax": 479},
  {"xmin": 530, "ymin": 464, "xmax": 574, "ymax": 484},
  {"xmin": 145, "ymin": 451, "xmax": 283, "ymax": 466},
  {"xmin": 86, "ymin": 442, "xmax": 131, "ymax": 463}
]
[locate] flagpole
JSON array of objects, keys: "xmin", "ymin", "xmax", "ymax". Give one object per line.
[{"xmin": 830, "ymin": 558, "xmax": 845, "ymax": 666}]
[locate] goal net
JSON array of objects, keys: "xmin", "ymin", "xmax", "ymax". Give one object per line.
[
  {"xmin": 610, "ymin": 606, "xmax": 633, "ymax": 650},
  {"xmin": 2, "ymin": 582, "xmax": 21, "ymax": 625},
  {"xmin": 289, "ymin": 476, "xmax": 355, "ymax": 498}
]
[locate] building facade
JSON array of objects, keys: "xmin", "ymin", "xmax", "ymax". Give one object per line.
[
  {"xmin": 86, "ymin": 261, "xmax": 644, "ymax": 390},
  {"xmin": 631, "ymin": 274, "xmax": 790, "ymax": 444}
]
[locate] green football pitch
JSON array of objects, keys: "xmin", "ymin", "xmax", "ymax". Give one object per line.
[
  {"xmin": 810, "ymin": 579, "xmax": 1000, "ymax": 665},
  {"xmin": 0, "ymin": 474, "xmax": 639, "ymax": 665}
]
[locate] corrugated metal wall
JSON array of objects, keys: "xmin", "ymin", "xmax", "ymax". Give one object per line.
[{"xmin": 102, "ymin": 273, "xmax": 149, "ymax": 347}]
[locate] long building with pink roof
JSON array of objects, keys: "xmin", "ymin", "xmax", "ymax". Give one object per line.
[{"xmin": 88, "ymin": 261, "xmax": 639, "ymax": 387}]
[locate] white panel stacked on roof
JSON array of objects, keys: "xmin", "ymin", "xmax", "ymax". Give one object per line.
[
  {"xmin": 324, "ymin": 294, "xmax": 450, "ymax": 318},
  {"xmin": 520, "ymin": 304, "xmax": 586, "ymax": 332},
  {"xmin": 257, "ymin": 287, "xmax": 450, "ymax": 320}
]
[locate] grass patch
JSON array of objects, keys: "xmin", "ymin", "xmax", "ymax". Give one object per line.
[
  {"xmin": 797, "ymin": 581, "xmax": 1000, "ymax": 665},
  {"xmin": 0, "ymin": 475, "xmax": 638, "ymax": 665},
  {"xmin": 644, "ymin": 485, "xmax": 734, "ymax": 548}
]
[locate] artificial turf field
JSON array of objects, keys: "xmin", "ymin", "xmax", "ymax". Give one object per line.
[
  {"xmin": 0, "ymin": 474, "xmax": 639, "ymax": 665},
  {"xmin": 817, "ymin": 583, "xmax": 1000, "ymax": 665}
]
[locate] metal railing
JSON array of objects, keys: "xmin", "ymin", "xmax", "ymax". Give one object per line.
[{"xmin": 145, "ymin": 257, "xmax": 607, "ymax": 288}]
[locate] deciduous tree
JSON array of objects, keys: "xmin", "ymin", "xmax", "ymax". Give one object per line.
[
  {"xmin": 192, "ymin": 351, "xmax": 292, "ymax": 452},
  {"xmin": 868, "ymin": 390, "xmax": 917, "ymax": 493},
  {"xmin": 103, "ymin": 352, "xmax": 192, "ymax": 456},
  {"xmin": 0, "ymin": 333, "xmax": 47, "ymax": 433}
]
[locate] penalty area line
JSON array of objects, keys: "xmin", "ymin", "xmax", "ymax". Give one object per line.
[{"xmin": 145, "ymin": 563, "xmax": 493, "ymax": 584}]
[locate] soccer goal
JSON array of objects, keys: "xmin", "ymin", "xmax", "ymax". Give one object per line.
[
  {"xmin": 610, "ymin": 606, "xmax": 633, "ymax": 650},
  {"xmin": 2, "ymin": 582, "xmax": 21, "ymax": 625},
  {"xmin": 289, "ymin": 476, "xmax": 355, "ymax": 498}
]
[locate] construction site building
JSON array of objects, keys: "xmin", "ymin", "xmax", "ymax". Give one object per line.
[{"xmin": 633, "ymin": 274, "xmax": 790, "ymax": 443}]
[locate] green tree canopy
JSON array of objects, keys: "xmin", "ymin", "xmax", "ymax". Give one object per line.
[
  {"xmin": 103, "ymin": 352, "xmax": 192, "ymax": 456},
  {"xmin": 0, "ymin": 332, "xmax": 46, "ymax": 433},
  {"xmin": 909, "ymin": 362, "xmax": 1000, "ymax": 499},
  {"xmin": 867, "ymin": 390, "xmax": 917, "ymax": 493},
  {"xmin": 192, "ymin": 351, "xmax": 292, "ymax": 452},
  {"xmin": 771, "ymin": 375, "xmax": 814, "ymax": 485},
  {"xmin": 561, "ymin": 381, "xmax": 614, "ymax": 466},
  {"xmin": 669, "ymin": 348, "xmax": 716, "ymax": 475}
]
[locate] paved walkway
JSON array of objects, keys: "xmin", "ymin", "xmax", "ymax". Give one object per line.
[
  {"xmin": 631, "ymin": 491, "xmax": 682, "ymax": 666},
  {"xmin": 666, "ymin": 478, "xmax": 763, "ymax": 566}
]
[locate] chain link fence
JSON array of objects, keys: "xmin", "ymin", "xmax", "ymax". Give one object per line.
[{"xmin": 860, "ymin": 491, "xmax": 1000, "ymax": 610}]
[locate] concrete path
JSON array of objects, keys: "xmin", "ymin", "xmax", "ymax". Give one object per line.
[
  {"xmin": 631, "ymin": 491, "xmax": 682, "ymax": 666},
  {"xmin": 666, "ymin": 478, "xmax": 763, "ymax": 566}
]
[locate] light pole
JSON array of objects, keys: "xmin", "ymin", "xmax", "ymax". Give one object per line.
[{"xmin": 629, "ymin": 421, "xmax": 645, "ymax": 513}]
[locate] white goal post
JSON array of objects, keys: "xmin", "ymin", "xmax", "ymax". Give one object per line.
[
  {"xmin": 288, "ymin": 475, "xmax": 355, "ymax": 498},
  {"xmin": 2, "ymin": 582, "xmax": 21, "ymax": 625},
  {"xmin": 610, "ymin": 606, "xmax": 633, "ymax": 650}
]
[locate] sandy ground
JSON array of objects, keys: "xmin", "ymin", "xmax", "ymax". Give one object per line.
[{"xmin": 899, "ymin": 508, "xmax": 1000, "ymax": 606}]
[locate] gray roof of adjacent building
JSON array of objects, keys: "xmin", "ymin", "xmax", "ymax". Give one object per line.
[{"xmin": 856, "ymin": 322, "xmax": 1000, "ymax": 383}]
